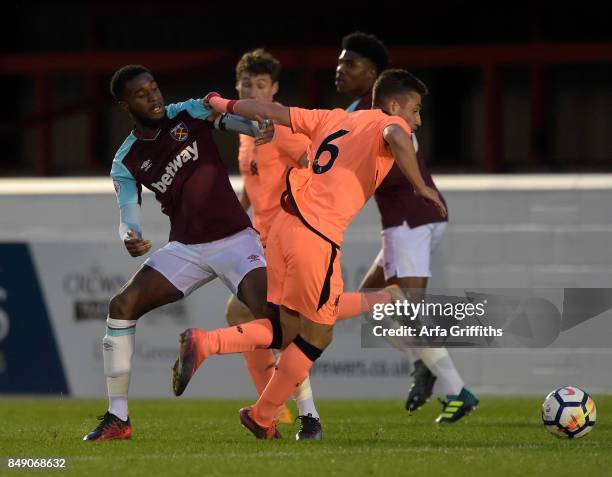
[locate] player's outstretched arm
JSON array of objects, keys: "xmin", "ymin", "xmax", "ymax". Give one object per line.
[
  {"xmin": 213, "ymin": 113, "xmax": 275, "ymax": 146},
  {"xmin": 205, "ymin": 93, "xmax": 291, "ymax": 127},
  {"xmin": 384, "ymin": 124, "xmax": 447, "ymax": 218},
  {"xmin": 213, "ymin": 113, "xmax": 262, "ymax": 136}
]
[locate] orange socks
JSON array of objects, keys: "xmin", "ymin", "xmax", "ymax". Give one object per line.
[
  {"xmin": 336, "ymin": 287, "xmax": 397, "ymax": 321},
  {"xmin": 336, "ymin": 292, "xmax": 364, "ymax": 319},
  {"xmin": 207, "ymin": 319, "xmax": 274, "ymax": 354},
  {"xmin": 251, "ymin": 339, "xmax": 319, "ymax": 428},
  {"xmin": 242, "ymin": 349, "xmax": 276, "ymax": 395}
]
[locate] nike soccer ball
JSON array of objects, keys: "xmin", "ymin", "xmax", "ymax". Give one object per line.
[{"xmin": 541, "ymin": 386, "xmax": 596, "ymax": 438}]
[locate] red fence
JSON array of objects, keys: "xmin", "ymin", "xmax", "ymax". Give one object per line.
[{"xmin": 2, "ymin": 43, "xmax": 612, "ymax": 175}]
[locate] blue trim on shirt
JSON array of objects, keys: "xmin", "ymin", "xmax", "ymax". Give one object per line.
[
  {"xmin": 110, "ymin": 134, "xmax": 139, "ymax": 207},
  {"xmin": 345, "ymin": 99, "xmax": 360, "ymax": 112},
  {"xmin": 166, "ymin": 99, "xmax": 213, "ymax": 120}
]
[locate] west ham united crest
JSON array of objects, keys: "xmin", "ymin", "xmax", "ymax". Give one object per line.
[{"xmin": 170, "ymin": 122, "xmax": 189, "ymax": 142}]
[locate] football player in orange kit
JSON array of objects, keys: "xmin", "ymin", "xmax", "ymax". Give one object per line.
[
  {"xmin": 225, "ymin": 48, "xmax": 323, "ymax": 439},
  {"xmin": 173, "ymin": 69, "xmax": 446, "ymax": 439}
]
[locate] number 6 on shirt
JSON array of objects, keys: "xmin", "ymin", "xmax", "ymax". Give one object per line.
[{"xmin": 312, "ymin": 129, "xmax": 350, "ymax": 174}]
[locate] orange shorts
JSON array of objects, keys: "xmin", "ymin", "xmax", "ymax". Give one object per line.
[{"xmin": 266, "ymin": 211, "xmax": 343, "ymax": 325}]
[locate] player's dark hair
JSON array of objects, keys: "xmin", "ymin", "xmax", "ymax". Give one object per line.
[
  {"xmin": 373, "ymin": 69, "xmax": 428, "ymax": 107},
  {"xmin": 110, "ymin": 65, "xmax": 152, "ymax": 101},
  {"xmin": 235, "ymin": 48, "xmax": 281, "ymax": 83},
  {"xmin": 341, "ymin": 31, "xmax": 390, "ymax": 74}
]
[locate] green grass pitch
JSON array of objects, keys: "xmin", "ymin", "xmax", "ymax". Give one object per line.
[{"xmin": 1, "ymin": 397, "xmax": 610, "ymax": 476}]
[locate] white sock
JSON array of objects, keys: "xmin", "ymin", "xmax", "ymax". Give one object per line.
[
  {"xmin": 104, "ymin": 317, "xmax": 137, "ymax": 421},
  {"xmin": 109, "ymin": 395, "xmax": 129, "ymax": 422},
  {"xmin": 272, "ymin": 350, "xmax": 320, "ymax": 419},
  {"xmin": 419, "ymin": 348, "xmax": 464, "ymax": 397},
  {"xmin": 294, "ymin": 376, "xmax": 319, "ymax": 419}
]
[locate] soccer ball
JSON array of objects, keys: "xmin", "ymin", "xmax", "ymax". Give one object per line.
[{"xmin": 541, "ymin": 386, "xmax": 596, "ymax": 438}]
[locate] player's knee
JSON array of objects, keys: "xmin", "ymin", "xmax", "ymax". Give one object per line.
[
  {"xmin": 279, "ymin": 320, "xmax": 300, "ymax": 349},
  {"xmin": 226, "ymin": 310, "xmax": 250, "ymax": 326},
  {"xmin": 225, "ymin": 297, "xmax": 236, "ymax": 325},
  {"xmin": 225, "ymin": 296, "xmax": 254, "ymax": 326},
  {"xmin": 293, "ymin": 334, "xmax": 325, "ymax": 362},
  {"xmin": 299, "ymin": 325, "xmax": 333, "ymax": 351},
  {"xmin": 108, "ymin": 292, "xmax": 139, "ymax": 321},
  {"xmin": 225, "ymin": 312, "xmax": 238, "ymax": 326},
  {"xmin": 310, "ymin": 333, "xmax": 332, "ymax": 351}
]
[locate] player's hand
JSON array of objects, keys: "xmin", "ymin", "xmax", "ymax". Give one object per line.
[
  {"xmin": 123, "ymin": 229, "xmax": 152, "ymax": 257},
  {"xmin": 255, "ymin": 115, "xmax": 275, "ymax": 146},
  {"xmin": 203, "ymin": 92, "xmax": 222, "ymax": 110},
  {"xmin": 415, "ymin": 186, "xmax": 448, "ymax": 218}
]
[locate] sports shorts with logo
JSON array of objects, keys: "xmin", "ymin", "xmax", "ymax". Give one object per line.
[{"xmin": 144, "ymin": 227, "xmax": 266, "ymax": 296}]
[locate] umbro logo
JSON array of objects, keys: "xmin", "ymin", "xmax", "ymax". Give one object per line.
[
  {"xmin": 141, "ymin": 159, "xmax": 152, "ymax": 172},
  {"xmin": 103, "ymin": 342, "xmax": 113, "ymax": 351},
  {"xmin": 247, "ymin": 254, "xmax": 261, "ymax": 263}
]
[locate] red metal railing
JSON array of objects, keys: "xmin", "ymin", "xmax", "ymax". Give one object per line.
[{"xmin": 2, "ymin": 43, "xmax": 612, "ymax": 175}]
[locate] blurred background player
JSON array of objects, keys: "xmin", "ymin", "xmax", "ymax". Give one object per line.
[
  {"xmin": 83, "ymin": 65, "xmax": 275, "ymax": 441},
  {"xmin": 336, "ymin": 32, "xmax": 478, "ymax": 423},
  {"xmin": 172, "ymin": 70, "xmax": 446, "ymax": 439},
  {"xmin": 225, "ymin": 48, "xmax": 323, "ymax": 439}
]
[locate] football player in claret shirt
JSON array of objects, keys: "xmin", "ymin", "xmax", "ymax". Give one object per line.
[
  {"xmin": 336, "ymin": 33, "xmax": 478, "ymax": 422},
  {"xmin": 83, "ymin": 65, "xmax": 274, "ymax": 441},
  {"xmin": 171, "ymin": 69, "xmax": 447, "ymax": 439}
]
